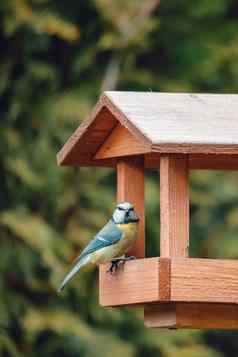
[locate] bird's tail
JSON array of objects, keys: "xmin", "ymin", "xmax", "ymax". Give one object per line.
[{"xmin": 58, "ymin": 255, "xmax": 89, "ymax": 293}]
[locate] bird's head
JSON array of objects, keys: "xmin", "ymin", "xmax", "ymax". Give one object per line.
[{"xmin": 112, "ymin": 202, "xmax": 139, "ymax": 224}]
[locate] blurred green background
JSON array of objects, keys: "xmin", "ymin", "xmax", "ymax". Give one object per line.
[{"xmin": 1, "ymin": 0, "xmax": 238, "ymax": 356}]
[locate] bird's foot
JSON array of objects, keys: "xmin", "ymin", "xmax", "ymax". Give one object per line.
[
  {"xmin": 107, "ymin": 256, "xmax": 136, "ymax": 274},
  {"xmin": 107, "ymin": 259, "xmax": 121, "ymax": 274}
]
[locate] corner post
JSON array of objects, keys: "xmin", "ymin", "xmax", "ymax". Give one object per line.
[
  {"xmin": 117, "ymin": 156, "xmax": 145, "ymax": 258},
  {"xmin": 145, "ymin": 154, "xmax": 189, "ymax": 327},
  {"xmin": 99, "ymin": 156, "xmax": 145, "ymax": 306},
  {"xmin": 160, "ymin": 154, "xmax": 189, "ymax": 257}
]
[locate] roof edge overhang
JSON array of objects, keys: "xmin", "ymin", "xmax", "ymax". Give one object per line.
[
  {"xmin": 102, "ymin": 92, "xmax": 152, "ymax": 148},
  {"xmin": 151, "ymin": 143, "xmax": 238, "ymax": 155},
  {"xmin": 56, "ymin": 92, "xmax": 152, "ymax": 166},
  {"xmin": 57, "ymin": 91, "xmax": 238, "ymax": 168}
]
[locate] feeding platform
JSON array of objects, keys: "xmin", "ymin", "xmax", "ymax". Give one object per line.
[{"xmin": 57, "ymin": 92, "xmax": 238, "ymax": 329}]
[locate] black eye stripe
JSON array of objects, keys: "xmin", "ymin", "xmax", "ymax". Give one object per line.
[{"xmin": 118, "ymin": 207, "xmax": 133, "ymax": 211}]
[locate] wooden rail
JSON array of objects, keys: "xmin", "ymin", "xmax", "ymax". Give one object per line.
[{"xmin": 100, "ymin": 257, "xmax": 238, "ymax": 307}]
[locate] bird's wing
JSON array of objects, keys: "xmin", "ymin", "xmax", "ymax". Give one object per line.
[
  {"xmin": 58, "ymin": 220, "xmax": 123, "ymax": 292},
  {"xmin": 77, "ymin": 220, "xmax": 123, "ymax": 261}
]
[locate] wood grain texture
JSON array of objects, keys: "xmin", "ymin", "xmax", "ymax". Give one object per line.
[
  {"xmin": 151, "ymin": 144, "xmax": 238, "ymax": 155},
  {"xmin": 146, "ymin": 257, "xmax": 238, "ymax": 329},
  {"xmin": 145, "ymin": 153, "xmax": 238, "ymax": 170},
  {"xmin": 99, "ymin": 258, "xmax": 159, "ymax": 306},
  {"xmin": 94, "ymin": 124, "xmax": 150, "ymax": 159},
  {"xmin": 106, "ymin": 91, "xmax": 238, "ymax": 149},
  {"xmin": 145, "ymin": 154, "xmax": 189, "ymax": 327},
  {"xmin": 100, "ymin": 257, "xmax": 238, "ymax": 308},
  {"xmin": 99, "ymin": 156, "xmax": 145, "ymax": 308},
  {"xmin": 144, "ymin": 303, "xmax": 177, "ymax": 328},
  {"xmin": 171, "ymin": 258, "xmax": 238, "ymax": 304},
  {"xmin": 145, "ymin": 303, "xmax": 238, "ymax": 329},
  {"xmin": 175, "ymin": 303, "xmax": 238, "ymax": 329},
  {"xmin": 57, "ymin": 92, "xmax": 151, "ymax": 166},
  {"xmin": 159, "ymin": 258, "xmax": 171, "ymax": 301},
  {"xmin": 57, "ymin": 105, "xmax": 118, "ymax": 166},
  {"xmin": 57, "ymin": 91, "xmax": 238, "ymax": 167},
  {"xmin": 160, "ymin": 154, "xmax": 189, "ymax": 257},
  {"xmin": 189, "ymin": 154, "xmax": 238, "ymax": 170},
  {"xmin": 57, "ymin": 151, "xmax": 238, "ymax": 170},
  {"xmin": 117, "ymin": 157, "xmax": 145, "ymax": 258}
]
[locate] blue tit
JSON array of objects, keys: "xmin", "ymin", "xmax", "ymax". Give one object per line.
[{"xmin": 58, "ymin": 202, "xmax": 139, "ymax": 292}]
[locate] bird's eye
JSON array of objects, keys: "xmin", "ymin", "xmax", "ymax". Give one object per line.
[{"xmin": 128, "ymin": 208, "xmax": 133, "ymax": 211}]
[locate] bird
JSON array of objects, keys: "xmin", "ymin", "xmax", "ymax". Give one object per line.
[{"xmin": 58, "ymin": 202, "xmax": 139, "ymax": 292}]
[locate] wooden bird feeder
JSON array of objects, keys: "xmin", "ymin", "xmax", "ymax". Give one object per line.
[{"xmin": 57, "ymin": 92, "xmax": 238, "ymax": 329}]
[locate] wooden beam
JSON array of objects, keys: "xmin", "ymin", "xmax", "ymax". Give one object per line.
[
  {"xmin": 145, "ymin": 257, "xmax": 238, "ymax": 328},
  {"xmin": 170, "ymin": 258, "xmax": 238, "ymax": 304},
  {"xmin": 144, "ymin": 153, "xmax": 238, "ymax": 170},
  {"xmin": 94, "ymin": 124, "xmax": 150, "ymax": 160},
  {"xmin": 175, "ymin": 303, "xmax": 238, "ymax": 329},
  {"xmin": 99, "ymin": 258, "xmax": 159, "ymax": 306},
  {"xmin": 145, "ymin": 154, "xmax": 189, "ymax": 327},
  {"xmin": 144, "ymin": 154, "xmax": 238, "ymax": 329},
  {"xmin": 145, "ymin": 303, "xmax": 238, "ymax": 329},
  {"xmin": 117, "ymin": 157, "xmax": 145, "ymax": 258},
  {"xmin": 59, "ymin": 151, "xmax": 238, "ymax": 170},
  {"xmin": 160, "ymin": 154, "xmax": 189, "ymax": 257},
  {"xmin": 99, "ymin": 156, "xmax": 145, "ymax": 308},
  {"xmin": 152, "ymin": 144, "xmax": 238, "ymax": 155},
  {"xmin": 159, "ymin": 258, "xmax": 171, "ymax": 301},
  {"xmin": 189, "ymin": 154, "xmax": 238, "ymax": 170},
  {"xmin": 100, "ymin": 257, "xmax": 238, "ymax": 308}
]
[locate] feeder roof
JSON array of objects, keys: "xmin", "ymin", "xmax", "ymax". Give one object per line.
[{"xmin": 57, "ymin": 91, "xmax": 238, "ymax": 166}]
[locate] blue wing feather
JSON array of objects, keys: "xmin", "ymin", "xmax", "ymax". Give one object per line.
[
  {"xmin": 58, "ymin": 220, "xmax": 123, "ymax": 292},
  {"xmin": 77, "ymin": 220, "xmax": 123, "ymax": 261}
]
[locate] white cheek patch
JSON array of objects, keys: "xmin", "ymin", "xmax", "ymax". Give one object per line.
[{"xmin": 113, "ymin": 210, "xmax": 125, "ymax": 224}]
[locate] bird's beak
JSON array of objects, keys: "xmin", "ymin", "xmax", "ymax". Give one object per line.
[{"xmin": 128, "ymin": 210, "xmax": 139, "ymax": 222}]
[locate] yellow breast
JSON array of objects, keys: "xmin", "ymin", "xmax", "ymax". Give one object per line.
[
  {"xmin": 89, "ymin": 222, "xmax": 138, "ymax": 264},
  {"xmin": 117, "ymin": 222, "xmax": 138, "ymax": 238},
  {"xmin": 116, "ymin": 222, "xmax": 138, "ymax": 256}
]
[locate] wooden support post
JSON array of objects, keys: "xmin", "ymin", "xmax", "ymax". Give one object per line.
[
  {"xmin": 99, "ymin": 156, "xmax": 145, "ymax": 305},
  {"xmin": 145, "ymin": 154, "xmax": 189, "ymax": 327},
  {"xmin": 117, "ymin": 156, "xmax": 145, "ymax": 258},
  {"xmin": 160, "ymin": 154, "xmax": 189, "ymax": 257}
]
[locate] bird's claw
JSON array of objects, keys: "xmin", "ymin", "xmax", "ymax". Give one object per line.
[
  {"xmin": 106, "ymin": 256, "xmax": 136, "ymax": 274},
  {"xmin": 107, "ymin": 260, "xmax": 120, "ymax": 274}
]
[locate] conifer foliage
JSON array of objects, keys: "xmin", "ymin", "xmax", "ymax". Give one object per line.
[{"xmin": 0, "ymin": 0, "xmax": 238, "ymax": 355}]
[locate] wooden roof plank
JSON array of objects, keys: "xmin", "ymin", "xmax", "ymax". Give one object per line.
[
  {"xmin": 105, "ymin": 92, "xmax": 238, "ymax": 147},
  {"xmin": 57, "ymin": 91, "xmax": 238, "ymax": 166}
]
